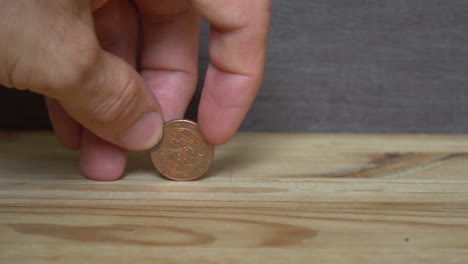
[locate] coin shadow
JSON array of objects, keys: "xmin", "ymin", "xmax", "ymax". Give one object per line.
[
  {"xmin": 202, "ymin": 143, "xmax": 258, "ymax": 179},
  {"xmin": 125, "ymin": 149, "xmax": 244, "ymax": 180},
  {"xmin": 125, "ymin": 143, "xmax": 259, "ymax": 180}
]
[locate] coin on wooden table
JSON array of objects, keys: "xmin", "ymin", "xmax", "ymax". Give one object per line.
[{"xmin": 150, "ymin": 119, "xmax": 214, "ymax": 181}]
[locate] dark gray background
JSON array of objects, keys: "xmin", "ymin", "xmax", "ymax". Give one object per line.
[{"xmin": 1, "ymin": 0, "xmax": 467, "ymax": 133}]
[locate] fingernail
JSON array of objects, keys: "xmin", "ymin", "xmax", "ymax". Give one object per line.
[{"xmin": 118, "ymin": 112, "xmax": 163, "ymax": 150}]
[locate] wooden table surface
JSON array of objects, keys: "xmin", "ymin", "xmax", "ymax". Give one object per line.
[{"xmin": 1, "ymin": 132, "xmax": 468, "ymax": 263}]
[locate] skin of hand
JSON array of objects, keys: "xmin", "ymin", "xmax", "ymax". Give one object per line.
[{"xmin": 0, "ymin": 0, "xmax": 270, "ymax": 180}]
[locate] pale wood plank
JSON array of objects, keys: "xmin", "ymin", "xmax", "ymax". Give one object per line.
[{"xmin": 1, "ymin": 132, "xmax": 468, "ymax": 263}]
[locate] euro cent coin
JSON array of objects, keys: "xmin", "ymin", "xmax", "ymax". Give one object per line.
[{"xmin": 150, "ymin": 119, "xmax": 214, "ymax": 181}]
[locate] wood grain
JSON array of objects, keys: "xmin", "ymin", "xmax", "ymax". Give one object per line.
[{"xmin": 1, "ymin": 132, "xmax": 468, "ymax": 263}]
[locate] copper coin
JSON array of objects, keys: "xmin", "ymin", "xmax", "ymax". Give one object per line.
[{"xmin": 150, "ymin": 119, "xmax": 214, "ymax": 181}]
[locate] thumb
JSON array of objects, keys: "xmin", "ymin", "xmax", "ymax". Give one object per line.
[
  {"xmin": 0, "ymin": 0, "xmax": 163, "ymax": 150},
  {"xmin": 58, "ymin": 50, "xmax": 164, "ymax": 151}
]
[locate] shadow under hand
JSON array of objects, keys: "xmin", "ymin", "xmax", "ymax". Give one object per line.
[
  {"xmin": 0, "ymin": 147, "xmax": 81, "ymax": 180},
  {"xmin": 125, "ymin": 151, "xmax": 160, "ymax": 177}
]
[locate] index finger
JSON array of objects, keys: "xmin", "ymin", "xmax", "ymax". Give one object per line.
[{"xmin": 191, "ymin": 0, "xmax": 271, "ymax": 144}]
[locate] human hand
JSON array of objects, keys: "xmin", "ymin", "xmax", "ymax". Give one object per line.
[{"xmin": 0, "ymin": 0, "xmax": 270, "ymax": 180}]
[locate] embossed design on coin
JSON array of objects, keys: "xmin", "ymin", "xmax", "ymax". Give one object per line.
[{"xmin": 150, "ymin": 119, "xmax": 214, "ymax": 181}]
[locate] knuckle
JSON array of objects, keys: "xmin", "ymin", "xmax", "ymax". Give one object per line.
[
  {"xmin": 1, "ymin": 19, "xmax": 100, "ymax": 96},
  {"xmin": 1, "ymin": 54, "xmax": 17, "ymax": 88},
  {"xmin": 49, "ymin": 21, "xmax": 101, "ymax": 91},
  {"xmin": 63, "ymin": 45, "xmax": 100, "ymax": 88},
  {"xmin": 37, "ymin": 36, "xmax": 101, "ymax": 97},
  {"xmin": 89, "ymin": 75, "xmax": 140, "ymax": 125},
  {"xmin": 265, "ymin": 0, "xmax": 272, "ymax": 11}
]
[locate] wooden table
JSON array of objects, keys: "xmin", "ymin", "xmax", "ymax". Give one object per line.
[{"xmin": 1, "ymin": 132, "xmax": 468, "ymax": 263}]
